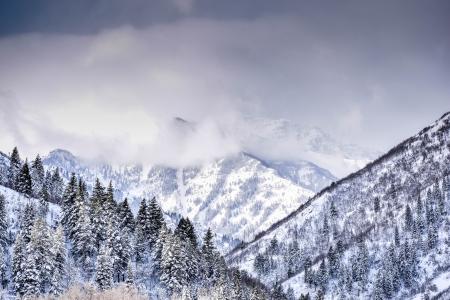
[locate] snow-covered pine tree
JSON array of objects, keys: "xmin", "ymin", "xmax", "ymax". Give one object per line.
[
  {"xmin": 28, "ymin": 218, "xmax": 54, "ymax": 293},
  {"xmin": 91, "ymin": 178, "xmax": 107, "ymax": 249},
  {"xmin": 125, "ymin": 261, "xmax": 135, "ymax": 286},
  {"xmin": 272, "ymin": 282, "xmax": 287, "ymax": 300},
  {"xmin": 394, "ymin": 225, "xmax": 400, "ymax": 247},
  {"xmin": 49, "ymin": 168, "xmax": 64, "ymax": 204},
  {"xmin": 202, "ymin": 228, "xmax": 217, "ymax": 280},
  {"xmin": 21, "ymin": 203, "xmax": 36, "ymax": 243},
  {"xmin": 135, "ymin": 198, "xmax": 152, "ymax": 263},
  {"xmin": 30, "ymin": 154, "xmax": 45, "ymax": 197},
  {"xmin": 12, "ymin": 233, "xmax": 26, "ymax": 295},
  {"xmin": 96, "ymin": 245, "xmax": 114, "ymax": 291},
  {"xmin": 405, "ymin": 204, "xmax": 413, "ymax": 231},
  {"xmin": 160, "ymin": 232, "xmax": 189, "ymax": 294},
  {"xmin": 0, "ymin": 194, "xmax": 7, "ymax": 248},
  {"xmin": 118, "ymin": 198, "xmax": 135, "ymax": 233},
  {"xmin": 286, "ymin": 286, "xmax": 295, "ymax": 300},
  {"xmin": 148, "ymin": 197, "xmax": 164, "ymax": 248},
  {"xmin": 105, "ymin": 181, "xmax": 118, "ymax": 220},
  {"xmin": 152, "ymin": 223, "xmax": 170, "ymax": 279},
  {"xmin": 374, "ymin": 197, "xmax": 380, "ymax": 213},
  {"xmin": 16, "ymin": 160, "xmax": 33, "ymax": 197},
  {"xmin": 0, "ymin": 246, "xmax": 6, "ymax": 288},
  {"xmin": 250, "ymin": 286, "xmax": 266, "ymax": 300},
  {"xmin": 72, "ymin": 195, "xmax": 96, "ymax": 277},
  {"xmin": 7, "ymin": 146, "xmax": 21, "ymax": 189},
  {"xmin": 22, "ymin": 250, "xmax": 40, "ymax": 297},
  {"xmin": 317, "ymin": 258, "xmax": 328, "ymax": 291},
  {"xmin": 231, "ymin": 270, "xmax": 243, "ymax": 300},
  {"xmin": 106, "ymin": 220, "xmax": 131, "ymax": 282},
  {"xmin": 61, "ymin": 173, "xmax": 77, "ymax": 238},
  {"xmin": 175, "ymin": 217, "xmax": 198, "ymax": 249},
  {"xmin": 50, "ymin": 225, "xmax": 66, "ymax": 295}
]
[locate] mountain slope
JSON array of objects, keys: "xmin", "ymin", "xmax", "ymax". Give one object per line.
[
  {"xmin": 227, "ymin": 112, "xmax": 450, "ymax": 299},
  {"xmin": 237, "ymin": 117, "xmax": 380, "ymax": 177},
  {"xmin": 43, "ymin": 150, "xmax": 334, "ymax": 246}
]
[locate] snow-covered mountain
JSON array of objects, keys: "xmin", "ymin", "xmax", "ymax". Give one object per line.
[
  {"xmin": 237, "ymin": 117, "xmax": 380, "ymax": 177},
  {"xmin": 42, "ymin": 150, "xmax": 335, "ymax": 246},
  {"xmin": 227, "ymin": 112, "xmax": 450, "ymax": 299},
  {"xmin": 37, "ymin": 116, "xmax": 381, "ymax": 249}
]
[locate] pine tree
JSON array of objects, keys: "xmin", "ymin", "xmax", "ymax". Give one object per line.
[
  {"xmin": 152, "ymin": 223, "xmax": 170, "ymax": 279},
  {"xmin": 21, "ymin": 203, "xmax": 36, "ymax": 243},
  {"xmin": 299, "ymin": 293, "xmax": 311, "ymax": 300},
  {"xmin": 106, "ymin": 221, "xmax": 131, "ymax": 282},
  {"xmin": 49, "ymin": 168, "xmax": 64, "ymax": 203},
  {"xmin": 31, "ymin": 154, "xmax": 45, "ymax": 197},
  {"xmin": 321, "ymin": 215, "xmax": 329, "ymax": 248},
  {"xmin": 405, "ymin": 204, "xmax": 413, "ymax": 231},
  {"xmin": 125, "ymin": 262, "xmax": 135, "ymax": 286},
  {"xmin": 427, "ymin": 222, "xmax": 438, "ymax": 249},
  {"xmin": 50, "ymin": 226, "xmax": 66, "ymax": 295},
  {"xmin": 22, "ymin": 250, "xmax": 40, "ymax": 297},
  {"xmin": 374, "ymin": 197, "xmax": 380, "ymax": 213},
  {"xmin": 286, "ymin": 286, "xmax": 295, "ymax": 300},
  {"xmin": 0, "ymin": 246, "xmax": 6, "ymax": 288},
  {"xmin": 118, "ymin": 198, "xmax": 135, "ymax": 233},
  {"xmin": 16, "ymin": 160, "xmax": 33, "ymax": 197},
  {"xmin": 148, "ymin": 197, "xmax": 164, "ymax": 248},
  {"xmin": 12, "ymin": 233, "xmax": 27, "ymax": 296},
  {"xmin": 330, "ymin": 201, "xmax": 338, "ymax": 220},
  {"xmin": 202, "ymin": 228, "xmax": 216, "ymax": 280},
  {"xmin": 230, "ymin": 270, "xmax": 243, "ymax": 300},
  {"xmin": 272, "ymin": 282, "xmax": 287, "ymax": 300},
  {"xmin": 304, "ymin": 256, "xmax": 312, "ymax": 285},
  {"xmin": 394, "ymin": 225, "xmax": 400, "ymax": 247},
  {"xmin": 7, "ymin": 146, "xmax": 21, "ymax": 189},
  {"xmin": 160, "ymin": 232, "xmax": 189, "ymax": 294},
  {"xmin": 135, "ymin": 199, "xmax": 151, "ymax": 263},
  {"xmin": 0, "ymin": 194, "xmax": 7, "ymax": 248},
  {"xmin": 96, "ymin": 245, "xmax": 114, "ymax": 291},
  {"xmin": 91, "ymin": 178, "xmax": 107, "ymax": 249},
  {"xmin": 61, "ymin": 173, "xmax": 78, "ymax": 239},
  {"xmin": 317, "ymin": 258, "xmax": 328, "ymax": 290},
  {"xmin": 28, "ymin": 218, "xmax": 54, "ymax": 293},
  {"xmin": 175, "ymin": 217, "xmax": 197, "ymax": 248},
  {"xmin": 328, "ymin": 245, "xmax": 339, "ymax": 278},
  {"xmin": 444, "ymin": 176, "xmax": 450, "ymax": 201},
  {"xmin": 250, "ymin": 287, "xmax": 266, "ymax": 300},
  {"xmin": 72, "ymin": 196, "xmax": 96, "ymax": 276}
]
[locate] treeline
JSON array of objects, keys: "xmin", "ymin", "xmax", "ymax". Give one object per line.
[
  {"xmin": 0, "ymin": 147, "xmax": 269, "ymax": 299},
  {"xmin": 0, "ymin": 147, "xmax": 64, "ymax": 203}
]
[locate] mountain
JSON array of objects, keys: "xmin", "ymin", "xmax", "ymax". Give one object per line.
[
  {"xmin": 237, "ymin": 117, "xmax": 380, "ymax": 177},
  {"xmin": 227, "ymin": 112, "xmax": 450, "ymax": 299},
  {"xmin": 42, "ymin": 150, "xmax": 336, "ymax": 248}
]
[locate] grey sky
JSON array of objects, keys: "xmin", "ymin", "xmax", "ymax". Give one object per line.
[{"xmin": 0, "ymin": 0, "xmax": 449, "ymax": 164}]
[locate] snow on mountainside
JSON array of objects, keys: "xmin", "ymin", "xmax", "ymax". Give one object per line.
[
  {"xmin": 227, "ymin": 112, "xmax": 450, "ymax": 299},
  {"xmin": 0, "ymin": 185, "xmax": 61, "ymax": 235},
  {"xmin": 238, "ymin": 117, "xmax": 380, "ymax": 177},
  {"xmin": 42, "ymin": 150, "xmax": 333, "ymax": 246}
]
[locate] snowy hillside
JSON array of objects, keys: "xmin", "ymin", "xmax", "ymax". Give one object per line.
[
  {"xmin": 0, "ymin": 185, "xmax": 61, "ymax": 236},
  {"xmin": 228, "ymin": 112, "xmax": 450, "ymax": 299},
  {"xmin": 43, "ymin": 151, "xmax": 327, "ymax": 244}
]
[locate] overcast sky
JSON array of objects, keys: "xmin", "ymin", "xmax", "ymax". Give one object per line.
[{"xmin": 0, "ymin": 0, "xmax": 449, "ymax": 165}]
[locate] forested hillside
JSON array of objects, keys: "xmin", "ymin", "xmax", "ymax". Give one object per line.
[
  {"xmin": 228, "ymin": 112, "xmax": 450, "ymax": 299},
  {"xmin": 0, "ymin": 148, "xmax": 268, "ymax": 299}
]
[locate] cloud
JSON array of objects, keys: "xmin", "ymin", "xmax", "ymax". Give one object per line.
[
  {"xmin": 171, "ymin": 0, "xmax": 195, "ymax": 15},
  {"xmin": 0, "ymin": 11, "xmax": 449, "ymax": 165}
]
